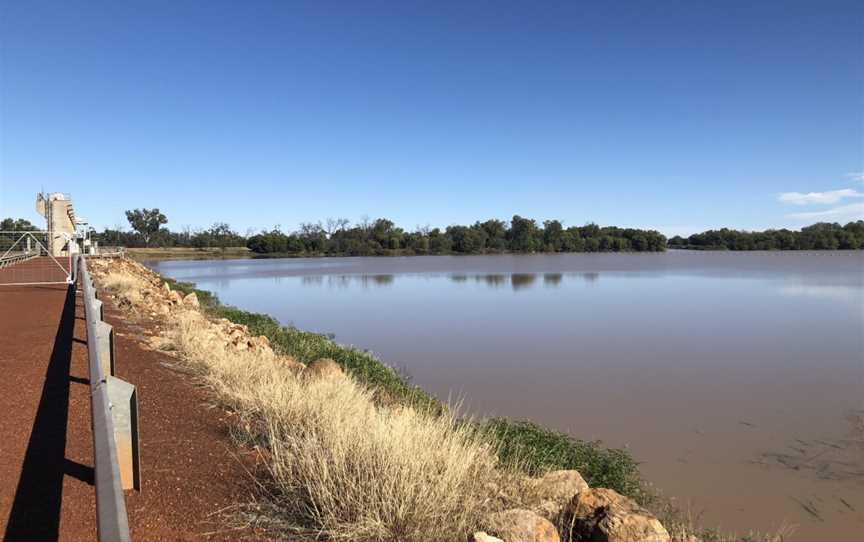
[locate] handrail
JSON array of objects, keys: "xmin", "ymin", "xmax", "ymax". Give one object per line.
[
  {"xmin": 0, "ymin": 253, "xmax": 38, "ymax": 268},
  {"xmin": 78, "ymin": 255, "xmax": 133, "ymax": 542},
  {"xmin": 95, "ymin": 246, "xmax": 127, "ymax": 257}
]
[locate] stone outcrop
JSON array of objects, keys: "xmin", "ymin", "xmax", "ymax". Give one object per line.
[
  {"xmin": 559, "ymin": 488, "xmax": 670, "ymax": 542},
  {"xmin": 90, "ymin": 258, "xmax": 283, "ymax": 359},
  {"xmin": 531, "ymin": 470, "xmax": 590, "ymax": 520},
  {"xmin": 182, "ymin": 292, "xmax": 200, "ymax": 308},
  {"xmin": 486, "ymin": 509, "xmax": 560, "ymax": 542}
]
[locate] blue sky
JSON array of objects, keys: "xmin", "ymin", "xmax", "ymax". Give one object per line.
[{"xmin": 1, "ymin": 0, "xmax": 862, "ymax": 236}]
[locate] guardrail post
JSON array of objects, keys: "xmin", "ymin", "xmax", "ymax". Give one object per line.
[
  {"xmin": 92, "ymin": 298, "xmax": 104, "ymax": 321},
  {"xmin": 107, "ymin": 377, "xmax": 140, "ymax": 491},
  {"xmin": 94, "ymin": 321, "xmax": 115, "ymax": 376}
]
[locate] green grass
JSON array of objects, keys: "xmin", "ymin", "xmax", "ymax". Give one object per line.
[{"xmin": 480, "ymin": 418, "xmax": 643, "ymax": 500}]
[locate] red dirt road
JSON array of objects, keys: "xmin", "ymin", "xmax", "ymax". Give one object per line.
[
  {"xmin": 0, "ymin": 284, "xmax": 261, "ymax": 541},
  {"xmin": 0, "ymin": 256, "xmax": 71, "ymax": 285}
]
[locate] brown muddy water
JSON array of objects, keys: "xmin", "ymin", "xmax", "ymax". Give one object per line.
[{"xmin": 148, "ymin": 251, "xmax": 864, "ymax": 540}]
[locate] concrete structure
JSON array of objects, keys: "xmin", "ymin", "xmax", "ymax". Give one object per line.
[{"xmin": 35, "ymin": 192, "xmax": 77, "ymax": 257}]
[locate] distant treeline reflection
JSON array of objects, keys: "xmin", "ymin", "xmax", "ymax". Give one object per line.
[{"xmin": 300, "ymin": 272, "xmax": 600, "ymax": 291}]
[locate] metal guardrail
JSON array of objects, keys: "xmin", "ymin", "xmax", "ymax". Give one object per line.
[
  {"xmin": 78, "ymin": 255, "xmax": 140, "ymax": 542},
  {"xmin": 94, "ymin": 246, "xmax": 127, "ymax": 257},
  {"xmin": 0, "ymin": 253, "xmax": 38, "ymax": 268}
]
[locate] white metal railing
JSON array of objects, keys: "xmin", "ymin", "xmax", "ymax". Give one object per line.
[
  {"xmin": 0, "ymin": 252, "xmax": 38, "ymax": 268},
  {"xmin": 94, "ymin": 246, "xmax": 127, "ymax": 257},
  {"xmin": 0, "ymin": 231, "xmax": 73, "ymax": 285}
]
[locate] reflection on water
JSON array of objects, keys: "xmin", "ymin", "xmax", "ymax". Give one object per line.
[
  {"xmin": 543, "ymin": 273, "xmax": 563, "ymax": 286},
  {"xmin": 148, "ymin": 252, "xmax": 864, "ymax": 541},
  {"xmin": 301, "ymin": 274, "xmax": 396, "ymax": 288},
  {"xmin": 510, "ymin": 273, "xmax": 536, "ymax": 290},
  {"xmin": 478, "ymin": 274, "xmax": 507, "ymax": 288},
  {"xmin": 296, "ymin": 272, "xmax": 604, "ymax": 291},
  {"xmin": 779, "ymin": 283, "xmax": 863, "ymax": 303},
  {"xmin": 301, "ymin": 275, "xmax": 323, "ymax": 286}
]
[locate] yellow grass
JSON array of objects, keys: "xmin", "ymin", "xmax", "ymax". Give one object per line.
[
  {"xmin": 100, "ymin": 271, "xmax": 148, "ymax": 297},
  {"xmin": 169, "ymin": 310, "xmax": 514, "ymax": 541}
]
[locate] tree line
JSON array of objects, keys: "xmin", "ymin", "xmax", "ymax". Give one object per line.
[
  {"xmin": 246, "ymin": 216, "xmax": 667, "ymax": 255},
  {"xmin": 94, "ymin": 222, "xmax": 247, "ymax": 249},
  {"xmin": 89, "ymin": 209, "xmax": 246, "ymax": 249},
  {"xmin": 0, "ymin": 218, "xmax": 37, "ymax": 231},
  {"xmin": 79, "ymin": 209, "xmax": 666, "ymax": 254},
  {"xmin": 4, "ymin": 209, "xmax": 863, "ymax": 253},
  {"xmin": 667, "ymin": 221, "xmax": 864, "ymax": 250}
]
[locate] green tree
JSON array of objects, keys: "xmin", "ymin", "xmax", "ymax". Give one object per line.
[
  {"xmin": 509, "ymin": 215, "xmax": 540, "ymax": 252},
  {"xmin": 543, "ymin": 220, "xmax": 565, "ymax": 251},
  {"xmin": 479, "ymin": 219, "xmax": 508, "ymax": 251},
  {"xmin": 125, "ymin": 208, "xmax": 168, "ymax": 246},
  {"xmin": 447, "ymin": 225, "xmax": 487, "ymax": 253},
  {"xmin": 0, "ymin": 218, "xmax": 37, "ymax": 231}
]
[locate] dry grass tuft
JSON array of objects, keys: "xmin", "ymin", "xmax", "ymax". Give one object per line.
[
  {"xmin": 101, "ymin": 271, "xmax": 148, "ymax": 295},
  {"xmin": 169, "ymin": 311, "xmax": 514, "ymax": 541}
]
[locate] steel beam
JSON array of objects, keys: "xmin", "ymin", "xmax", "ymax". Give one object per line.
[
  {"xmin": 107, "ymin": 377, "xmax": 141, "ymax": 490},
  {"xmin": 94, "ymin": 321, "xmax": 114, "ymax": 376}
]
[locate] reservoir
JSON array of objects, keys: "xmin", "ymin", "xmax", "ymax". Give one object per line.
[{"xmin": 148, "ymin": 251, "xmax": 863, "ymax": 540}]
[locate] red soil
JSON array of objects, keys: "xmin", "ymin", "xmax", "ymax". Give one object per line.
[{"xmin": 0, "ymin": 283, "xmax": 264, "ymax": 541}]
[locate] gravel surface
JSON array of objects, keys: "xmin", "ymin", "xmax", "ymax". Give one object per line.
[{"xmin": 1, "ymin": 283, "xmax": 266, "ymax": 541}]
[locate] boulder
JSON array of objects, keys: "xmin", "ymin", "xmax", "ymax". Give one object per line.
[
  {"xmin": 532, "ymin": 470, "xmax": 589, "ymax": 519},
  {"xmin": 486, "ymin": 509, "xmax": 560, "ymax": 542},
  {"xmin": 471, "ymin": 533, "xmax": 504, "ymax": 542},
  {"xmin": 559, "ymin": 488, "xmax": 669, "ymax": 542},
  {"xmin": 182, "ymin": 292, "xmax": 200, "ymax": 308},
  {"xmin": 306, "ymin": 358, "xmax": 344, "ymax": 379},
  {"xmin": 169, "ymin": 290, "xmax": 184, "ymax": 304}
]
